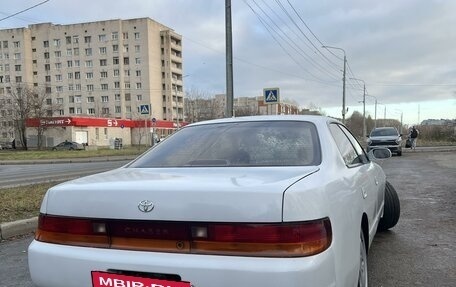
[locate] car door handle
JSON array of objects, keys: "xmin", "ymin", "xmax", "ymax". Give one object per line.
[{"xmin": 361, "ymin": 187, "xmax": 368, "ymax": 199}]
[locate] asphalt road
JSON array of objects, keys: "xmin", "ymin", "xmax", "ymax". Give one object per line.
[
  {"xmin": 0, "ymin": 160, "xmax": 130, "ymax": 188},
  {"xmin": 0, "ymin": 151, "xmax": 455, "ymax": 286}
]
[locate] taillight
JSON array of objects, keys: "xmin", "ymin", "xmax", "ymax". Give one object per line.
[{"xmin": 35, "ymin": 214, "xmax": 331, "ymax": 257}]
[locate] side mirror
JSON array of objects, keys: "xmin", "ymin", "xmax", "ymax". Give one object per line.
[{"xmin": 368, "ymin": 147, "xmax": 392, "ymax": 160}]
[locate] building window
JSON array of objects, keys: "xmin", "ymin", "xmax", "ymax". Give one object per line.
[
  {"xmin": 75, "ymin": 72, "xmax": 81, "ymax": 79},
  {"xmin": 101, "ymin": 96, "xmax": 109, "ymax": 102},
  {"xmin": 54, "ymin": 51, "xmax": 61, "ymax": 57},
  {"xmin": 53, "ymin": 39, "xmax": 61, "ymax": 47},
  {"xmin": 74, "ymin": 48, "xmax": 79, "ymax": 55},
  {"xmin": 67, "ymin": 60, "xmax": 73, "ymax": 67},
  {"xmin": 125, "ymin": 93, "xmax": 131, "ymax": 101},
  {"xmin": 75, "ymin": 84, "xmax": 81, "ymax": 91},
  {"xmin": 134, "ymin": 32, "xmax": 140, "ymax": 40},
  {"xmin": 55, "ymin": 62, "xmax": 62, "ymax": 69},
  {"xmin": 75, "ymin": 95, "xmax": 82, "ymax": 103},
  {"xmin": 115, "ymin": 94, "xmax": 121, "ymax": 101},
  {"xmin": 44, "ymin": 52, "xmax": 50, "ymax": 59},
  {"xmin": 99, "ymin": 47, "xmax": 106, "ymax": 54},
  {"xmin": 15, "ymin": 65, "xmax": 21, "ymax": 71},
  {"xmin": 74, "ymin": 60, "xmax": 80, "ymax": 67},
  {"xmin": 84, "ymin": 36, "xmax": 91, "ymax": 43},
  {"xmin": 87, "ymin": 96, "xmax": 95, "ymax": 103},
  {"xmin": 113, "ymin": 69, "xmax": 119, "ymax": 77},
  {"xmin": 67, "ymin": 48, "xmax": 72, "ymax": 56},
  {"xmin": 56, "ymin": 98, "xmax": 64, "ymax": 104},
  {"xmin": 4, "ymin": 64, "xmax": 9, "ymax": 71},
  {"xmin": 112, "ymin": 32, "xmax": 118, "ymax": 40},
  {"xmin": 43, "ymin": 41, "xmax": 49, "ymax": 48},
  {"xmin": 86, "ymin": 72, "xmax": 93, "ymax": 79},
  {"xmin": 114, "ymin": 81, "xmax": 120, "ymax": 88},
  {"xmin": 135, "ymin": 45, "xmax": 140, "ymax": 53},
  {"xmin": 76, "ymin": 108, "xmax": 82, "ymax": 114},
  {"xmin": 55, "ymin": 74, "xmax": 62, "ymax": 81},
  {"xmin": 56, "ymin": 86, "xmax": 63, "ymax": 92},
  {"xmin": 46, "ymin": 98, "xmax": 52, "ymax": 105},
  {"xmin": 87, "ymin": 85, "xmax": 94, "ymax": 91},
  {"xmin": 66, "ymin": 36, "xmax": 71, "ymax": 44},
  {"xmin": 100, "ymin": 71, "xmax": 108, "ymax": 78},
  {"xmin": 124, "ymin": 69, "xmax": 130, "ymax": 76},
  {"xmin": 113, "ymin": 44, "xmax": 118, "ymax": 52},
  {"xmin": 102, "ymin": 107, "xmax": 109, "ymax": 114},
  {"xmin": 136, "ymin": 83, "xmax": 142, "ymax": 89},
  {"xmin": 136, "ymin": 94, "xmax": 143, "ymax": 101},
  {"xmin": 124, "ymin": 82, "xmax": 130, "ymax": 89},
  {"xmin": 45, "ymin": 75, "xmax": 51, "ymax": 82},
  {"xmin": 113, "ymin": 57, "xmax": 119, "ymax": 65},
  {"xmin": 100, "ymin": 59, "xmax": 107, "ymax": 66},
  {"xmin": 101, "ymin": 84, "xmax": 108, "ymax": 90},
  {"xmin": 98, "ymin": 34, "xmax": 106, "ymax": 42},
  {"xmin": 124, "ymin": 57, "xmax": 129, "ymax": 65},
  {"xmin": 88, "ymin": 108, "xmax": 95, "ymax": 115},
  {"xmin": 123, "ymin": 45, "xmax": 129, "ymax": 53},
  {"xmin": 73, "ymin": 36, "xmax": 79, "ymax": 44},
  {"xmin": 115, "ymin": 106, "xmax": 121, "ymax": 113},
  {"xmin": 68, "ymin": 72, "xmax": 73, "ymax": 79},
  {"xmin": 104, "ymin": 128, "xmax": 108, "ymax": 139},
  {"xmin": 95, "ymin": 128, "xmax": 99, "ymax": 140},
  {"xmin": 126, "ymin": 106, "xmax": 131, "ymax": 112},
  {"xmin": 69, "ymin": 107, "xmax": 75, "ymax": 114},
  {"xmin": 135, "ymin": 58, "xmax": 141, "ymax": 64},
  {"xmin": 46, "ymin": 87, "xmax": 52, "ymax": 93},
  {"xmin": 136, "ymin": 70, "xmax": 141, "ymax": 77},
  {"xmin": 85, "ymin": 60, "xmax": 93, "ymax": 67},
  {"xmin": 15, "ymin": 76, "xmax": 22, "ymax": 83},
  {"xmin": 68, "ymin": 84, "xmax": 74, "ymax": 90},
  {"xmin": 14, "ymin": 53, "xmax": 21, "ymax": 60},
  {"xmin": 122, "ymin": 32, "xmax": 128, "ymax": 40},
  {"xmin": 13, "ymin": 41, "xmax": 20, "ymax": 48},
  {"xmin": 3, "ymin": 53, "xmax": 8, "ymax": 59},
  {"xmin": 85, "ymin": 48, "xmax": 92, "ymax": 56}
]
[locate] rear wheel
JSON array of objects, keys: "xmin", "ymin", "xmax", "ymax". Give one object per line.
[
  {"xmin": 378, "ymin": 181, "xmax": 400, "ymax": 231},
  {"xmin": 358, "ymin": 231, "xmax": 368, "ymax": 287}
]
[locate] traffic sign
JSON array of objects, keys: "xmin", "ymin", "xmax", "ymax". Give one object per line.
[
  {"xmin": 140, "ymin": 104, "xmax": 150, "ymax": 114},
  {"xmin": 263, "ymin": 88, "xmax": 280, "ymax": 104}
]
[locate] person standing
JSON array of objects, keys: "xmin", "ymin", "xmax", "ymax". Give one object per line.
[{"xmin": 410, "ymin": 126, "xmax": 419, "ymax": 150}]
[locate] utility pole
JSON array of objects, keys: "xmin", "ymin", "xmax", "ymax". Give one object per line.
[
  {"xmin": 350, "ymin": 77, "xmax": 366, "ymax": 138},
  {"xmin": 322, "ymin": 45, "xmax": 347, "ymax": 123},
  {"xmin": 225, "ymin": 0, "xmax": 234, "ymax": 117}
]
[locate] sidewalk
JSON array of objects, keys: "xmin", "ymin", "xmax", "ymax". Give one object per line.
[{"xmin": 2, "ymin": 146, "xmax": 455, "ymax": 241}]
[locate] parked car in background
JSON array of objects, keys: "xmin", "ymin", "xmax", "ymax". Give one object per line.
[
  {"xmin": 52, "ymin": 141, "xmax": 84, "ymax": 151},
  {"xmin": 367, "ymin": 127, "xmax": 403, "ymax": 156},
  {"xmin": 29, "ymin": 115, "xmax": 400, "ymax": 287}
]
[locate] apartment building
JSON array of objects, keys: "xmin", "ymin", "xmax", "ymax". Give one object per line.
[{"xmin": 0, "ymin": 17, "xmax": 183, "ymax": 145}]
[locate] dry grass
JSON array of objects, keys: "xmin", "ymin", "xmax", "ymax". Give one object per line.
[{"xmin": 0, "ymin": 182, "xmax": 62, "ymax": 223}]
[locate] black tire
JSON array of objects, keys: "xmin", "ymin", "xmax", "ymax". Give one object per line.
[
  {"xmin": 358, "ymin": 230, "xmax": 368, "ymax": 287},
  {"xmin": 378, "ymin": 181, "xmax": 400, "ymax": 231}
]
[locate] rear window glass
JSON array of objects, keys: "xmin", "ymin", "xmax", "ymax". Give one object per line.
[{"xmin": 128, "ymin": 121, "xmax": 321, "ymax": 167}]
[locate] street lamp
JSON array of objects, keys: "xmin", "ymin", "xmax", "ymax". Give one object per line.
[
  {"xmin": 322, "ymin": 45, "xmax": 347, "ymax": 123},
  {"xmin": 350, "ymin": 77, "xmax": 366, "ymax": 139},
  {"xmin": 394, "ymin": 109, "xmax": 404, "ymax": 134}
]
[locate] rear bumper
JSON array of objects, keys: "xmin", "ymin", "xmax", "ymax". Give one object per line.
[{"xmin": 29, "ymin": 240, "xmax": 337, "ymax": 287}]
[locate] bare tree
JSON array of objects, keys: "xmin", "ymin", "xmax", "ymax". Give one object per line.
[
  {"xmin": 4, "ymin": 83, "xmax": 60, "ymax": 150},
  {"xmin": 184, "ymin": 88, "xmax": 222, "ymax": 123}
]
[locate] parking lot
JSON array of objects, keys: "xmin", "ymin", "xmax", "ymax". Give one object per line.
[{"xmin": 0, "ymin": 150, "xmax": 455, "ymax": 286}]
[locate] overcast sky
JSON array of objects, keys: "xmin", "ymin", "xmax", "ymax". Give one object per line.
[{"xmin": 2, "ymin": 0, "xmax": 455, "ymax": 124}]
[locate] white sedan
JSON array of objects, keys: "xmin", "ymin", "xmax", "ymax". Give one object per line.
[{"xmin": 28, "ymin": 115, "xmax": 400, "ymax": 287}]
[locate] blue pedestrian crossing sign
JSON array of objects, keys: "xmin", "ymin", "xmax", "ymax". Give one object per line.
[
  {"xmin": 263, "ymin": 88, "xmax": 280, "ymax": 104},
  {"xmin": 140, "ymin": 104, "xmax": 150, "ymax": 114}
]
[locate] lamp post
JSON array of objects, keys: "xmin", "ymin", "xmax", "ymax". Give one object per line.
[
  {"xmin": 395, "ymin": 109, "xmax": 403, "ymax": 134},
  {"xmin": 350, "ymin": 77, "xmax": 366, "ymax": 138},
  {"xmin": 322, "ymin": 45, "xmax": 346, "ymax": 123}
]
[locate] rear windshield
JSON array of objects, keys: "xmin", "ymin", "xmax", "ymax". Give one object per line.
[
  {"xmin": 370, "ymin": 128, "xmax": 398, "ymax": 137},
  {"xmin": 128, "ymin": 121, "xmax": 321, "ymax": 167}
]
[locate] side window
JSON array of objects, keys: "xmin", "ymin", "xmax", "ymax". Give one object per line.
[
  {"xmin": 338, "ymin": 125, "xmax": 368, "ymax": 164},
  {"xmin": 329, "ymin": 124, "xmax": 361, "ymax": 166}
]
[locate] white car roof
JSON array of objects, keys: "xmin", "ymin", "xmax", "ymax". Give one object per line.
[{"xmin": 185, "ymin": 115, "xmax": 341, "ymax": 127}]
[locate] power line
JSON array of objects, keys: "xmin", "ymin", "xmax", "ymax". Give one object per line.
[{"xmin": 0, "ymin": 0, "xmax": 50, "ymax": 23}]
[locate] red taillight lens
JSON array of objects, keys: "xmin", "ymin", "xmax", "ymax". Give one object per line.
[{"xmin": 35, "ymin": 214, "xmax": 332, "ymax": 257}]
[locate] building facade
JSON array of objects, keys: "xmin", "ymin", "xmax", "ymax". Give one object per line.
[{"xmin": 0, "ymin": 18, "xmax": 183, "ymax": 146}]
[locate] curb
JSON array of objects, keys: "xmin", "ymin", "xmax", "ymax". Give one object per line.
[{"xmin": 0, "ymin": 217, "xmax": 37, "ymax": 240}]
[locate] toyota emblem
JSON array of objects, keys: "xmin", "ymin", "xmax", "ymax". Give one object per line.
[{"xmin": 138, "ymin": 200, "xmax": 154, "ymax": 213}]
